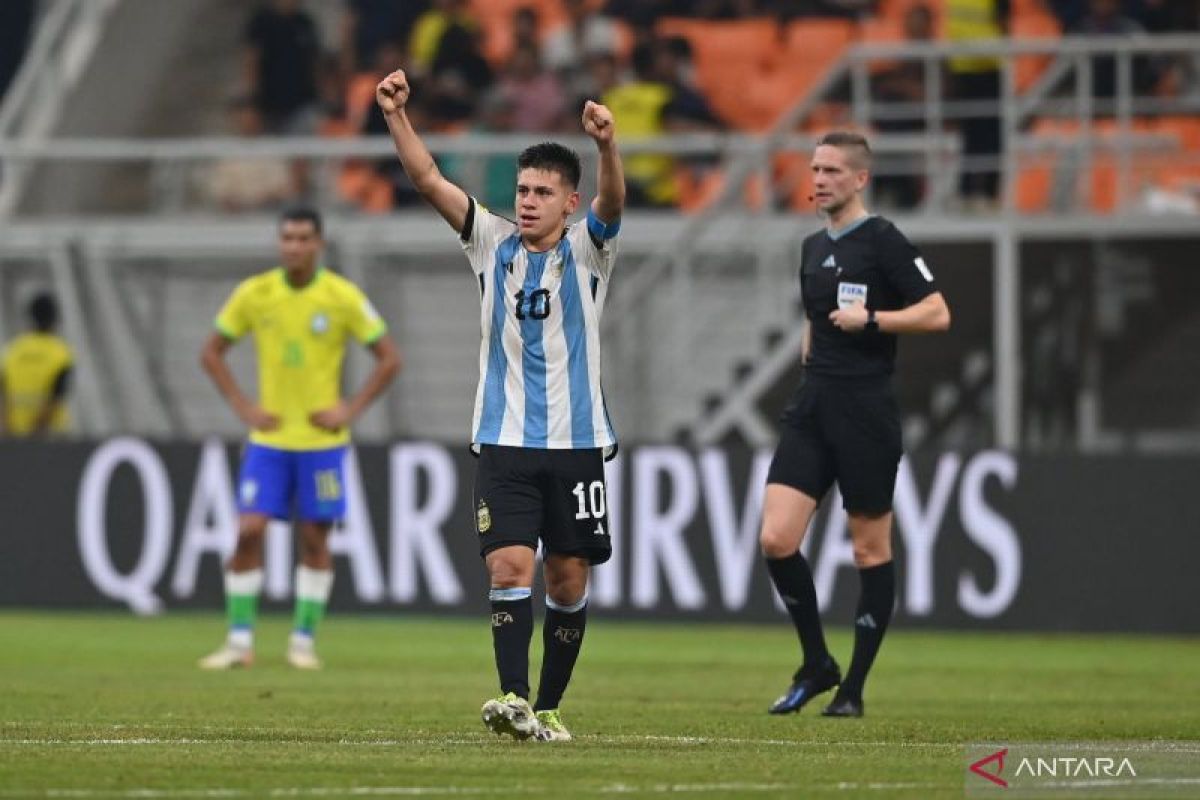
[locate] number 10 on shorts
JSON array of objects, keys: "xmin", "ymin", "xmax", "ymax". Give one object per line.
[{"xmin": 571, "ymin": 481, "xmax": 607, "ymax": 535}]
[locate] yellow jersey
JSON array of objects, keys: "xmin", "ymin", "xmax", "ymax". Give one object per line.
[
  {"xmin": 1, "ymin": 332, "xmax": 73, "ymax": 435},
  {"xmin": 602, "ymin": 81, "xmax": 679, "ymax": 205},
  {"xmin": 215, "ymin": 267, "xmax": 387, "ymax": 451},
  {"xmin": 947, "ymin": 0, "xmax": 1004, "ymax": 73}
]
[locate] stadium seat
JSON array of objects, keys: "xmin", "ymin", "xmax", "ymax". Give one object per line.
[
  {"xmin": 674, "ymin": 166, "xmax": 766, "ymax": 213},
  {"xmin": 1010, "ymin": 3, "xmax": 1061, "ymax": 92}
]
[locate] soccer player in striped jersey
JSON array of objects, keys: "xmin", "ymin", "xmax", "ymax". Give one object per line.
[
  {"xmin": 197, "ymin": 208, "xmax": 401, "ymax": 671},
  {"xmin": 376, "ymin": 68, "xmax": 625, "ymax": 742}
]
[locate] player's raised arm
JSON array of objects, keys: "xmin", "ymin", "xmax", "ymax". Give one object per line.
[
  {"xmin": 375, "ymin": 69, "xmax": 470, "ymax": 234},
  {"xmin": 582, "ymin": 101, "xmax": 624, "ymax": 224}
]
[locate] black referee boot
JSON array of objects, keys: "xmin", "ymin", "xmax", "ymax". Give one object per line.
[
  {"xmin": 767, "ymin": 656, "xmax": 841, "ymax": 715},
  {"xmin": 821, "ymin": 692, "xmax": 864, "ymax": 718}
]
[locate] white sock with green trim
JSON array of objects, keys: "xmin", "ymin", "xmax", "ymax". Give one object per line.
[
  {"xmin": 225, "ymin": 569, "xmax": 263, "ymax": 651},
  {"xmin": 291, "ymin": 566, "xmax": 334, "ymax": 648}
]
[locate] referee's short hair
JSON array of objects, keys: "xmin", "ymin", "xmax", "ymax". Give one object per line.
[
  {"xmin": 817, "ymin": 131, "xmax": 873, "ymax": 170},
  {"xmin": 518, "ymin": 142, "xmax": 582, "ymax": 189}
]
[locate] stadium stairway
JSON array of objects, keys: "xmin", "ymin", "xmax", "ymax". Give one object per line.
[{"xmin": 19, "ymin": 0, "xmax": 245, "ymax": 215}]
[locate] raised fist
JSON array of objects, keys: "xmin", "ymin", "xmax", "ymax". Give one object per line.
[
  {"xmin": 376, "ymin": 69, "xmax": 410, "ymax": 114},
  {"xmin": 582, "ymin": 100, "xmax": 615, "ymax": 143}
]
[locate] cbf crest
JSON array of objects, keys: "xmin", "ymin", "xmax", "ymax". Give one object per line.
[
  {"xmin": 476, "ymin": 499, "xmax": 492, "ymax": 533},
  {"xmin": 310, "ymin": 311, "xmax": 330, "ymax": 335}
]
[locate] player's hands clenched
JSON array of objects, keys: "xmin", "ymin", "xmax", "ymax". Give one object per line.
[
  {"xmin": 376, "ymin": 70, "xmax": 410, "ymax": 115},
  {"xmin": 582, "ymin": 101, "xmax": 615, "ymax": 144},
  {"xmin": 310, "ymin": 401, "xmax": 354, "ymax": 433},
  {"xmin": 236, "ymin": 400, "xmax": 280, "ymax": 432}
]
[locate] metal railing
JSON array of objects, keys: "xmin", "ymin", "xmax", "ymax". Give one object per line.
[{"xmin": 0, "ymin": 0, "xmax": 121, "ymax": 216}]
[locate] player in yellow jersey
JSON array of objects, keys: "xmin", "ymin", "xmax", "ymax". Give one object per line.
[
  {"xmin": 198, "ymin": 208, "xmax": 401, "ymax": 670},
  {"xmin": 0, "ymin": 293, "xmax": 73, "ymax": 437}
]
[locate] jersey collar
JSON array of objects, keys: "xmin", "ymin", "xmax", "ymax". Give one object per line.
[
  {"xmin": 826, "ymin": 214, "xmax": 874, "ymax": 242},
  {"xmin": 279, "ymin": 265, "xmax": 324, "ymax": 290}
]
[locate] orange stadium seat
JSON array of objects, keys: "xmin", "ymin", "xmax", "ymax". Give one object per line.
[
  {"xmin": 674, "ymin": 166, "xmax": 767, "ymax": 213},
  {"xmin": 1010, "ymin": 3, "xmax": 1061, "ymax": 91}
]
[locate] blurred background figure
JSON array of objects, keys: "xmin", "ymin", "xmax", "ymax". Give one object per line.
[
  {"xmin": 1068, "ymin": 0, "xmax": 1150, "ymax": 103},
  {"xmin": 497, "ymin": 43, "xmax": 567, "ymax": 133},
  {"xmin": 871, "ymin": 3, "xmax": 936, "ymax": 210},
  {"xmin": 409, "ymin": 0, "xmax": 476, "ymax": 78},
  {"xmin": 0, "ymin": 293, "xmax": 73, "ymax": 438},
  {"xmin": 602, "ymin": 42, "xmax": 677, "ymax": 207},
  {"xmin": 947, "ymin": 0, "xmax": 1008, "ymax": 210},
  {"xmin": 244, "ymin": 0, "xmax": 322, "ymax": 135},
  {"xmin": 204, "ymin": 97, "xmax": 298, "ymax": 213},
  {"xmin": 339, "ymin": 0, "xmax": 429, "ymax": 75},
  {"xmin": 544, "ymin": 0, "xmax": 621, "ymax": 78}
]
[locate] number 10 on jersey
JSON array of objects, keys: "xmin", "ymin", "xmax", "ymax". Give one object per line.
[{"xmin": 571, "ymin": 480, "xmax": 607, "ymax": 537}]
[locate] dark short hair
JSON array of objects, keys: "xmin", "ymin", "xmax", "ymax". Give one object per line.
[
  {"xmin": 517, "ymin": 142, "xmax": 581, "ymax": 189},
  {"xmin": 816, "ymin": 131, "xmax": 873, "ymax": 169},
  {"xmin": 28, "ymin": 292, "xmax": 58, "ymax": 331},
  {"xmin": 279, "ymin": 206, "xmax": 323, "ymax": 236}
]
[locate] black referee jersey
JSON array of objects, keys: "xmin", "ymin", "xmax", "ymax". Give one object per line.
[{"xmin": 798, "ymin": 215, "xmax": 938, "ymax": 378}]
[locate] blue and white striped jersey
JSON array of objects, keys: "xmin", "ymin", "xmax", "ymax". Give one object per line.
[{"xmin": 460, "ymin": 198, "xmax": 619, "ymax": 451}]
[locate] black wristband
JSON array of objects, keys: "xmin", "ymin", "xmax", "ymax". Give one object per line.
[{"xmin": 865, "ymin": 309, "xmax": 879, "ymax": 332}]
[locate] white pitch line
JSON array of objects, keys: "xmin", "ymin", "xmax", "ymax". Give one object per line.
[
  {"xmin": 0, "ymin": 780, "xmax": 967, "ymax": 799},
  {"xmin": 1, "ymin": 734, "xmax": 958, "ymax": 750}
]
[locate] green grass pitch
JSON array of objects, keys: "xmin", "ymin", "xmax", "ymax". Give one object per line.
[{"xmin": 0, "ymin": 611, "xmax": 1197, "ymax": 798}]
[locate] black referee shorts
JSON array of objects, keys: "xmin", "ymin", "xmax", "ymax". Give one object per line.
[
  {"xmin": 767, "ymin": 374, "xmax": 903, "ymax": 514},
  {"xmin": 472, "ymin": 445, "xmax": 613, "ymax": 565}
]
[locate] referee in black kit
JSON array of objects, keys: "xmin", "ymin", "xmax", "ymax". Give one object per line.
[{"xmin": 760, "ymin": 131, "xmax": 950, "ymax": 718}]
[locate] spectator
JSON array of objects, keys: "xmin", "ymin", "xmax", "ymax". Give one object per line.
[
  {"xmin": 657, "ymin": 37, "xmax": 723, "ymax": 131},
  {"xmin": 340, "ymin": 0, "xmax": 429, "ymax": 74},
  {"xmin": 513, "ymin": 6, "xmax": 541, "ymax": 53},
  {"xmin": 544, "ymin": 0, "xmax": 621, "ymax": 75},
  {"xmin": 1048, "ymin": 0, "xmax": 1087, "ymax": 29},
  {"xmin": 573, "ymin": 51, "xmax": 625, "ymax": 112},
  {"xmin": 245, "ymin": 0, "xmax": 322, "ymax": 134},
  {"xmin": 409, "ymin": 0, "xmax": 474, "ymax": 75},
  {"xmin": 497, "ymin": 44, "xmax": 567, "ymax": 133},
  {"xmin": 1070, "ymin": 0, "xmax": 1150, "ymax": 101},
  {"xmin": 602, "ymin": 43, "xmax": 677, "ymax": 206},
  {"xmin": 429, "ymin": 22, "xmax": 495, "ymax": 123},
  {"xmin": 947, "ymin": 0, "xmax": 1010, "ymax": 208},
  {"xmin": 204, "ymin": 98, "xmax": 297, "ymax": 213},
  {"xmin": 871, "ymin": 3, "xmax": 936, "ymax": 209},
  {"xmin": 1, "ymin": 293, "xmax": 73, "ymax": 438}
]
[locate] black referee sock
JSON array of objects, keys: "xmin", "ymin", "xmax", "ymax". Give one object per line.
[
  {"xmin": 840, "ymin": 561, "xmax": 896, "ymax": 700},
  {"xmin": 766, "ymin": 553, "xmax": 830, "ymax": 667},
  {"xmin": 489, "ymin": 588, "xmax": 534, "ymax": 699},
  {"xmin": 533, "ymin": 598, "xmax": 588, "ymax": 712}
]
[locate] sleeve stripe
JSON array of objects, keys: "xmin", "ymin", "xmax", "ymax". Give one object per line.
[
  {"xmin": 363, "ymin": 323, "xmax": 387, "ymax": 345},
  {"xmin": 214, "ymin": 321, "xmax": 240, "ymax": 340},
  {"xmin": 586, "ymin": 208, "xmax": 620, "ymax": 242}
]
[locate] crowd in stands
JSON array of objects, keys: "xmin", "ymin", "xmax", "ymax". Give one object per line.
[{"xmin": 219, "ymin": 0, "xmax": 1200, "ymax": 215}]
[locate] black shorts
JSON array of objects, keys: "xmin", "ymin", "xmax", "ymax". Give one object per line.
[
  {"xmin": 767, "ymin": 374, "xmax": 903, "ymax": 514},
  {"xmin": 472, "ymin": 445, "xmax": 612, "ymax": 565}
]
